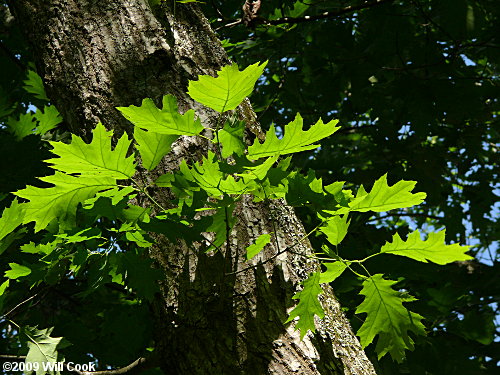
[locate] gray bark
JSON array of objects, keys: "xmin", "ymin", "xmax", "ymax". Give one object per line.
[{"xmin": 8, "ymin": 1, "xmax": 376, "ymax": 374}]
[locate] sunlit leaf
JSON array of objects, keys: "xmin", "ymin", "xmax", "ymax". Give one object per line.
[
  {"xmin": 246, "ymin": 233, "xmax": 272, "ymax": 260},
  {"xmin": 117, "ymin": 95, "xmax": 204, "ymax": 136},
  {"xmin": 380, "ymin": 230, "xmax": 472, "ymax": 264},
  {"xmin": 247, "ymin": 113, "xmax": 340, "ymax": 159},
  {"xmin": 356, "ymin": 274, "xmax": 425, "ymax": 362},
  {"xmin": 134, "ymin": 127, "xmax": 178, "ymax": 170},
  {"xmin": 188, "ymin": 62, "xmax": 267, "ymax": 112},
  {"xmin": 286, "ymin": 272, "xmax": 324, "ymax": 339},
  {"xmin": 46, "ymin": 123, "xmax": 135, "ymax": 179},
  {"xmin": 347, "ymin": 174, "xmax": 426, "ymax": 212}
]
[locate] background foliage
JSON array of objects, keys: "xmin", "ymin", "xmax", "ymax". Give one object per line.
[{"xmin": 0, "ymin": 0, "xmax": 498, "ymax": 374}]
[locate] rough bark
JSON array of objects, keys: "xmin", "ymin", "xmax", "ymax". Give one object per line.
[{"xmin": 8, "ymin": 1, "xmax": 376, "ymax": 374}]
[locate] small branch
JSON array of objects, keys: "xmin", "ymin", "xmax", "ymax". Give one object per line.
[
  {"xmin": 0, "ymin": 354, "xmax": 26, "ymax": 360},
  {"xmin": 0, "ymin": 40, "xmax": 27, "ymax": 71},
  {"xmin": 0, "ymin": 293, "xmax": 40, "ymax": 320},
  {"xmin": 69, "ymin": 356, "xmax": 158, "ymax": 375},
  {"xmin": 265, "ymin": 0, "xmax": 395, "ymax": 25},
  {"xmin": 366, "ymin": 212, "xmax": 443, "ymax": 223},
  {"xmin": 0, "ymin": 355, "xmax": 159, "ymax": 375},
  {"xmin": 216, "ymin": 0, "xmax": 395, "ymax": 30}
]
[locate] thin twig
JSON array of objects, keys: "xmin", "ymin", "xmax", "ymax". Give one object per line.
[
  {"xmin": 217, "ymin": 0, "xmax": 395, "ymax": 29},
  {"xmin": 0, "ymin": 355, "xmax": 159, "ymax": 375}
]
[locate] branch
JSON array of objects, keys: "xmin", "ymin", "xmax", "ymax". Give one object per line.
[
  {"xmin": 70, "ymin": 356, "xmax": 158, "ymax": 375},
  {"xmin": 264, "ymin": 0, "xmax": 395, "ymax": 25},
  {"xmin": 366, "ymin": 212, "xmax": 443, "ymax": 223},
  {"xmin": 217, "ymin": 0, "xmax": 395, "ymax": 29},
  {"xmin": 0, "ymin": 355, "xmax": 159, "ymax": 375}
]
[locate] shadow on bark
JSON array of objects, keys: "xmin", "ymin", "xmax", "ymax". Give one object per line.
[{"xmin": 152, "ymin": 248, "xmax": 300, "ymax": 374}]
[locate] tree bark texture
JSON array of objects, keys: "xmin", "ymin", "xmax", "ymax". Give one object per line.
[{"xmin": 8, "ymin": 1, "xmax": 376, "ymax": 374}]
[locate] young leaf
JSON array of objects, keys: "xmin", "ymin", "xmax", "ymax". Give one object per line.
[
  {"xmin": 187, "ymin": 61, "xmax": 267, "ymax": 112},
  {"xmin": 0, "ymin": 199, "xmax": 25, "ymax": 242},
  {"xmin": 218, "ymin": 120, "xmax": 246, "ymax": 158},
  {"xmin": 5, "ymin": 263, "xmax": 32, "ymax": 279},
  {"xmin": 286, "ymin": 272, "xmax": 324, "ymax": 339},
  {"xmin": 46, "ymin": 123, "xmax": 135, "ymax": 179},
  {"xmin": 23, "ymin": 326, "xmax": 62, "ymax": 375},
  {"xmin": 319, "ymin": 262, "xmax": 348, "ymax": 284},
  {"xmin": 348, "ymin": 174, "xmax": 426, "ymax": 212},
  {"xmin": 356, "ymin": 274, "xmax": 425, "ymax": 362},
  {"xmin": 134, "ymin": 128, "xmax": 178, "ymax": 170},
  {"xmin": 23, "ymin": 70, "xmax": 49, "ymax": 101},
  {"xmin": 247, "ymin": 114, "xmax": 340, "ymax": 159},
  {"xmin": 318, "ymin": 215, "xmax": 350, "ymax": 246},
  {"xmin": 117, "ymin": 95, "xmax": 204, "ymax": 136},
  {"xmin": 246, "ymin": 233, "xmax": 272, "ymax": 260},
  {"xmin": 34, "ymin": 105, "xmax": 62, "ymax": 134},
  {"xmin": 14, "ymin": 172, "xmax": 116, "ymax": 231},
  {"xmin": 380, "ymin": 230, "xmax": 472, "ymax": 264}
]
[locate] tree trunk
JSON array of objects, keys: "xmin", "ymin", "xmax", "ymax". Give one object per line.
[{"xmin": 8, "ymin": 1, "xmax": 376, "ymax": 374}]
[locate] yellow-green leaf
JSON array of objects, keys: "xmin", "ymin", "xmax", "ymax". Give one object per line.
[
  {"xmin": 46, "ymin": 123, "xmax": 135, "ymax": 179},
  {"xmin": 5, "ymin": 263, "xmax": 32, "ymax": 279},
  {"xmin": 0, "ymin": 199, "xmax": 25, "ymax": 242},
  {"xmin": 380, "ymin": 230, "xmax": 472, "ymax": 264},
  {"xmin": 187, "ymin": 62, "xmax": 267, "ymax": 113},
  {"xmin": 134, "ymin": 128, "xmax": 178, "ymax": 170},
  {"xmin": 118, "ymin": 95, "xmax": 204, "ymax": 136},
  {"xmin": 247, "ymin": 113, "xmax": 340, "ymax": 159},
  {"xmin": 356, "ymin": 274, "xmax": 425, "ymax": 362},
  {"xmin": 319, "ymin": 215, "xmax": 350, "ymax": 246},
  {"xmin": 348, "ymin": 174, "xmax": 426, "ymax": 212},
  {"xmin": 319, "ymin": 262, "xmax": 348, "ymax": 284},
  {"xmin": 286, "ymin": 272, "xmax": 324, "ymax": 339},
  {"xmin": 246, "ymin": 233, "xmax": 272, "ymax": 260},
  {"xmin": 14, "ymin": 172, "xmax": 116, "ymax": 232}
]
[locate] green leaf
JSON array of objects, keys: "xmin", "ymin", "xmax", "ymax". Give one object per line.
[
  {"xmin": 0, "ymin": 229, "xmax": 28, "ymax": 256},
  {"xmin": 380, "ymin": 230, "xmax": 472, "ymax": 264},
  {"xmin": 347, "ymin": 174, "xmax": 427, "ymax": 212},
  {"xmin": 205, "ymin": 205, "xmax": 236, "ymax": 251},
  {"xmin": 114, "ymin": 252, "xmax": 163, "ymax": 300},
  {"xmin": 23, "ymin": 70, "xmax": 49, "ymax": 101},
  {"xmin": 187, "ymin": 61, "xmax": 267, "ymax": 113},
  {"xmin": 5, "ymin": 263, "xmax": 32, "ymax": 279},
  {"xmin": 189, "ymin": 152, "xmax": 247, "ymax": 196},
  {"xmin": 134, "ymin": 127, "xmax": 178, "ymax": 170},
  {"xmin": 218, "ymin": 120, "xmax": 246, "ymax": 158},
  {"xmin": 21, "ymin": 241, "xmax": 58, "ymax": 255},
  {"xmin": 24, "ymin": 326, "xmax": 62, "ymax": 375},
  {"xmin": 319, "ymin": 262, "xmax": 348, "ymax": 283},
  {"xmin": 246, "ymin": 233, "xmax": 272, "ymax": 260},
  {"xmin": 0, "ymin": 280, "xmax": 9, "ymax": 295},
  {"xmin": 286, "ymin": 272, "xmax": 324, "ymax": 339},
  {"xmin": 0, "ymin": 198, "xmax": 25, "ymax": 242},
  {"xmin": 247, "ymin": 113, "xmax": 340, "ymax": 159},
  {"xmin": 239, "ymin": 155, "xmax": 279, "ymax": 182},
  {"xmin": 6, "ymin": 113, "xmax": 36, "ymax": 140},
  {"xmin": 14, "ymin": 172, "xmax": 116, "ymax": 231},
  {"xmin": 318, "ymin": 215, "xmax": 350, "ymax": 246},
  {"xmin": 117, "ymin": 95, "xmax": 204, "ymax": 136},
  {"xmin": 46, "ymin": 123, "xmax": 135, "ymax": 179},
  {"xmin": 356, "ymin": 274, "xmax": 426, "ymax": 362},
  {"xmin": 56, "ymin": 227, "xmax": 103, "ymax": 244},
  {"xmin": 34, "ymin": 105, "xmax": 62, "ymax": 134}
]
